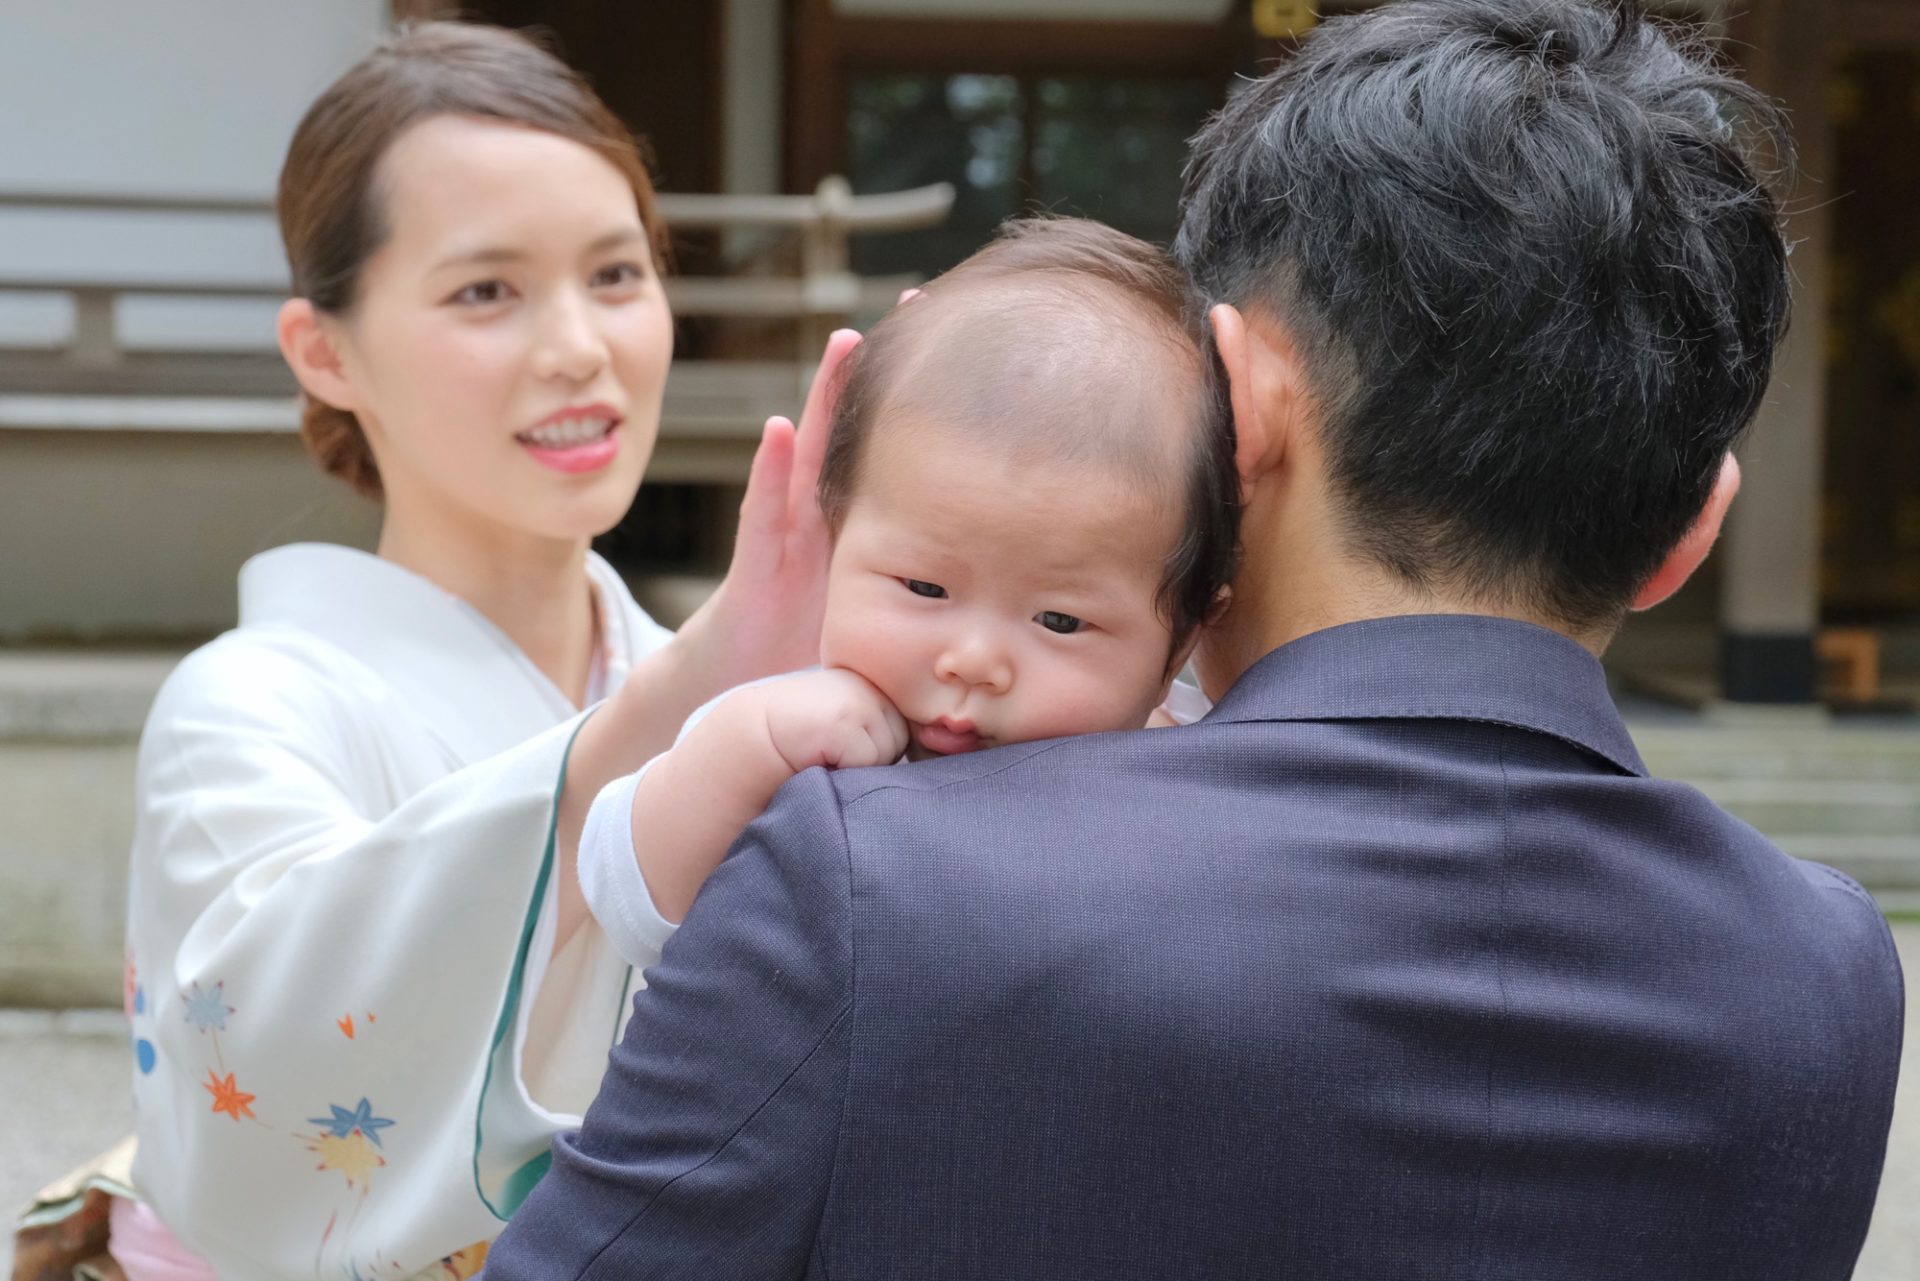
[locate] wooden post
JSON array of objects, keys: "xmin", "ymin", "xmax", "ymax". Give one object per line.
[
  {"xmin": 1716, "ymin": 0, "xmax": 1835, "ymax": 703},
  {"xmin": 798, "ymin": 175, "xmax": 854, "ymax": 362},
  {"xmin": 69, "ymin": 289, "xmax": 120, "ymax": 368}
]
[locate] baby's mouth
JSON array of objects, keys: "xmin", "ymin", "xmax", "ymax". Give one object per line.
[{"xmin": 914, "ymin": 718, "xmax": 986, "ymax": 757}]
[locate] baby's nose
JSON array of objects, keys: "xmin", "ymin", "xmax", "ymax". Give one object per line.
[{"xmin": 934, "ymin": 635, "xmax": 1012, "ymax": 693}]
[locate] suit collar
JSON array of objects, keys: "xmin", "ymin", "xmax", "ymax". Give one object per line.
[{"xmin": 1207, "ymin": 614, "xmax": 1645, "ymax": 777}]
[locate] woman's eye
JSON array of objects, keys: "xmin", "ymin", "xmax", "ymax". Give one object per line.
[
  {"xmin": 452, "ymin": 280, "xmax": 510, "ymax": 306},
  {"xmin": 902, "ymin": 579, "xmax": 947, "ymax": 599},
  {"xmin": 1036, "ymin": 611, "xmax": 1084, "ymax": 635},
  {"xmin": 591, "ymin": 261, "xmax": 645, "ymax": 289}
]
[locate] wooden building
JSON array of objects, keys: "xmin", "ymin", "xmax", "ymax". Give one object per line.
[{"xmin": 2, "ymin": 0, "xmax": 1914, "ymax": 708}]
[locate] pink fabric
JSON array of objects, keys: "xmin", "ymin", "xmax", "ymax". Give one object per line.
[{"xmin": 108, "ymin": 1196, "xmax": 219, "ymax": 1281}]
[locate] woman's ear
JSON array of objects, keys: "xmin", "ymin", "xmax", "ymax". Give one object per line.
[
  {"xmin": 277, "ymin": 298, "xmax": 359, "ymax": 414},
  {"xmin": 1631, "ymin": 453, "xmax": 1742, "ymax": 612}
]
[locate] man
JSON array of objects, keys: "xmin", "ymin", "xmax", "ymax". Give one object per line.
[{"xmin": 485, "ymin": 2, "xmax": 1902, "ymax": 1276}]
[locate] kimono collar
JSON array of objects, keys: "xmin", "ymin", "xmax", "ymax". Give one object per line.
[
  {"xmin": 1206, "ymin": 614, "xmax": 1646, "ymax": 777},
  {"xmin": 237, "ymin": 543, "xmax": 658, "ymax": 762}
]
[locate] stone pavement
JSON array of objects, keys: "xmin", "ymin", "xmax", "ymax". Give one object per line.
[{"xmin": 4, "ymin": 927, "xmax": 1917, "ymax": 1278}]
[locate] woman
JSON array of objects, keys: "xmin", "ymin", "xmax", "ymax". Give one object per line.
[{"xmin": 67, "ymin": 22, "xmax": 847, "ymax": 1281}]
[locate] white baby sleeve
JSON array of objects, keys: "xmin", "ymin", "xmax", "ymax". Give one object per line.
[
  {"xmin": 576, "ymin": 674, "xmax": 801, "ymax": 969},
  {"xmin": 577, "ymin": 763, "xmax": 679, "ymax": 970}
]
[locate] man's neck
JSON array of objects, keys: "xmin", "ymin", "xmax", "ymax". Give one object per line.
[{"xmin": 1200, "ymin": 506, "xmax": 1611, "ymax": 700}]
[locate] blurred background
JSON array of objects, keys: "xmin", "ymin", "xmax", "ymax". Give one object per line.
[{"xmin": 0, "ymin": 1, "xmax": 1914, "ymax": 1275}]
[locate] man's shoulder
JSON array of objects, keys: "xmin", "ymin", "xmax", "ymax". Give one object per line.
[
  {"xmin": 824, "ymin": 721, "xmax": 1242, "ymax": 817},
  {"xmin": 829, "ymin": 736, "xmax": 1078, "ymax": 806}
]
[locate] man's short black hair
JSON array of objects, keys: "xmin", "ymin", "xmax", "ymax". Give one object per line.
[{"xmin": 1175, "ymin": 0, "xmax": 1791, "ymax": 631}]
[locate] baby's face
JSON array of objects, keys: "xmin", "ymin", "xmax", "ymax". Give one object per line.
[{"xmin": 821, "ymin": 421, "xmax": 1181, "ymax": 762}]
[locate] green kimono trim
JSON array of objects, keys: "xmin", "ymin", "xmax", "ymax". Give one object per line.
[{"xmin": 471, "ymin": 712, "xmax": 627, "ymax": 1220}]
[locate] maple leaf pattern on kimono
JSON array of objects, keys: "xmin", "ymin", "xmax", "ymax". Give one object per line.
[
  {"xmin": 182, "ymin": 980, "xmax": 234, "ymax": 1033},
  {"xmin": 310, "ymin": 1099, "xmax": 396, "ymax": 1149},
  {"xmin": 308, "ymin": 1131, "xmax": 386, "ymax": 1188},
  {"xmin": 204, "ymin": 1070, "xmax": 257, "ymax": 1121}
]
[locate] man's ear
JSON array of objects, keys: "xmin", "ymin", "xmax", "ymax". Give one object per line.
[
  {"xmin": 277, "ymin": 298, "xmax": 360, "ymax": 415},
  {"xmin": 1631, "ymin": 453, "xmax": 1742, "ymax": 612},
  {"xmin": 1210, "ymin": 303, "xmax": 1304, "ymax": 496}
]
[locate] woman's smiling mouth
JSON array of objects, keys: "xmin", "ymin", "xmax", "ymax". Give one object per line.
[{"xmin": 517, "ymin": 406, "xmax": 621, "ymax": 473}]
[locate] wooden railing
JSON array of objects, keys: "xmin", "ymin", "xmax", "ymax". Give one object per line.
[{"xmin": 0, "ymin": 178, "xmax": 953, "ymax": 481}]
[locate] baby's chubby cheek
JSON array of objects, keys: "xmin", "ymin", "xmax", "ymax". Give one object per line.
[
  {"xmin": 1022, "ymin": 679, "xmax": 1154, "ymax": 741},
  {"xmin": 815, "ymin": 608, "xmax": 908, "ymax": 707}
]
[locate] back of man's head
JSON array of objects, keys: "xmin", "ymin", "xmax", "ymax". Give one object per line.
[{"xmin": 1175, "ymin": 0, "xmax": 1791, "ymax": 632}]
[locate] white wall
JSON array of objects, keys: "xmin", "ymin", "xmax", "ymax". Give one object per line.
[{"xmin": 0, "ymin": 0, "xmax": 388, "ymax": 347}]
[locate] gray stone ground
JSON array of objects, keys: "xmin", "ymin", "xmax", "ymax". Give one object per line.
[{"xmin": 4, "ymin": 928, "xmax": 1917, "ymax": 1278}]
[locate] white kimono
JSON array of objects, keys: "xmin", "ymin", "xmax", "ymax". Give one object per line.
[{"xmin": 124, "ymin": 543, "xmax": 673, "ymax": 1280}]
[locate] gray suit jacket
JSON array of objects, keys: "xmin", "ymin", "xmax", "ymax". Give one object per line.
[{"xmin": 486, "ymin": 615, "xmax": 1903, "ymax": 1280}]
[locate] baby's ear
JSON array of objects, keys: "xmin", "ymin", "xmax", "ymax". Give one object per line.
[{"xmin": 1203, "ymin": 585, "xmax": 1233, "ymax": 627}]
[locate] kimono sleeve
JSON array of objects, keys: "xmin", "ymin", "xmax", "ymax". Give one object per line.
[
  {"xmin": 124, "ymin": 634, "xmax": 625, "ymax": 1280},
  {"xmin": 485, "ymin": 765, "xmax": 855, "ymax": 1280}
]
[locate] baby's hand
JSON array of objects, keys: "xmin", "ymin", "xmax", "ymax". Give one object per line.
[{"xmin": 761, "ymin": 669, "xmax": 909, "ymax": 773}]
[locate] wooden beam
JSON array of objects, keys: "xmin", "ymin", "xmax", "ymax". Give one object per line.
[
  {"xmin": 1839, "ymin": 0, "xmax": 1920, "ymax": 48},
  {"xmin": 829, "ymin": 14, "xmax": 1237, "ymax": 75},
  {"xmin": 390, "ymin": 0, "xmax": 454, "ymax": 21}
]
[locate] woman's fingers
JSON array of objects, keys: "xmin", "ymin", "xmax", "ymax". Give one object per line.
[
  {"xmin": 735, "ymin": 416, "xmax": 798, "ymax": 566},
  {"xmin": 789, "ymin": 329, "xmax": 861, "ymax": 518}
]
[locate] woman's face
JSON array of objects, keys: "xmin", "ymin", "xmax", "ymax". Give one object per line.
[{"xmin": 328, "ymin": 113, "xmax": 672, "ymax": 547}]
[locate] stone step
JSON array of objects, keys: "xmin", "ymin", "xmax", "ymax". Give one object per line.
[
  {"xmin": 1636, "ymin": 734, "xmax": 1920, "ymax": 784},
  {"xmin": 1773, "ymin": 835, "xmax": 1920, "ymax": 890},
  {"xmin": 1689, "ymin": 778, "xmax": 1920, "ymax": 838}
]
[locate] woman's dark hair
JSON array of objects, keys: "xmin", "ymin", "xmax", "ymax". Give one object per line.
[
  {"xmin": 1176, "ymin": 0, "xmax": 1792, "ymax": 631},
  {"xmin": 276, "ymin": 21, "xmax": 667, "ymax": 500},
  {"xmin": 819, "ymin": 217, "xmax": 1238, "ymax": 655}
]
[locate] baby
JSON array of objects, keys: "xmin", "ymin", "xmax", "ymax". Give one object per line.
[{"xmin": 580, "ymin": 217, "xmax": 1238, "ymax": 957}]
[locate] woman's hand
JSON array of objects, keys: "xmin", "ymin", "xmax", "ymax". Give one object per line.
[
  {"xmin": 554, "ymin": 330, "xmax": 860, "ymax": 949},
  {"xmin": 675, "ymin": 327, "xmax": 861, "ymax": 695}
]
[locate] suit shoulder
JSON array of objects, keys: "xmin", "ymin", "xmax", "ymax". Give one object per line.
[
  {"xmin": 1794, "ymin": 859, "xmax": 1905, "ymax": 979},
  {"xmin": 828, "ymin": 736, "xmax": 1075, "ymax": 806}
]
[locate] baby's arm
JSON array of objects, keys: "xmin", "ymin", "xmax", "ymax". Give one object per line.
[{"xmin": 631, "ymin": 668, "xmax": 907, "ymax": 923}]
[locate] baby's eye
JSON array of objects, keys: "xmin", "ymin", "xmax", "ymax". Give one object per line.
[
  {"xmin": 451, "ymin": 280, "xmax": 512, "ymax": 306},
  {"xmin": 590, "ymin": 261, "xmax": 645, "ymax": 289},
  {"xmin": 901, "ymin": 579, "xmax": 947, "ymax": 599},
  {"xmin": 1036, "ymin": 611, "xmax": 1084, "ymax": 635}
]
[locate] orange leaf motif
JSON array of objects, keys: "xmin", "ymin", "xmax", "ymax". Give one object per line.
[
  {"xmin": 338, "ymin": 1014, "xmax": 354, "ymax": 1039},
  {"xmin": 204, "ymin": 1070, "xmax": 256, "ymax": 1121}
]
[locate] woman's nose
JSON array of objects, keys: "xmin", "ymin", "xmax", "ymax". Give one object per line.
[
  {"xmin": 934, "ymin": 633, "xmax": 1013, "ymax": 694},
  {"xmin": 532, "ymin": 290, "xmax": 608, "ymax": 384}
]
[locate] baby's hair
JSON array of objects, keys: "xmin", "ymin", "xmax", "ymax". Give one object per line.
[{"xmin": 819, "ymin": 217, "xmax": 1238, "ymax": 653}]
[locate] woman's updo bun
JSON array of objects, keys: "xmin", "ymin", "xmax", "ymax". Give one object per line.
[{"xmin": 297, "ymin": 399, "xmax": 383, "ymax": 501}]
